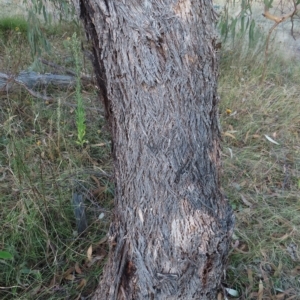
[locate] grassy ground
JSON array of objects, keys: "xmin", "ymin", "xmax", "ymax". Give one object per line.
[
  {"xmin": 0, "ymin": 18, "xmax": 113, "ymax": 300},
  {"xmin": 0, "ymin": 15, "xmax": 299, "ymax": 300},
  {"xmin": 219, "ymin": 41, "xmax": 300, "ymax": 299}
]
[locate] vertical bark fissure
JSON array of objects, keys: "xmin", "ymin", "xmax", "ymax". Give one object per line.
[
  {"xmin": 80, "ymin": 0, "xmax": 111, "ymax": 119},
  {"xmin": 79, "ymin": 0, "xmax": 234, "ymax": 298}
]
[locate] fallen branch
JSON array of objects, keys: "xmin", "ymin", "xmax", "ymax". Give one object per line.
[
  {"xmin": 0, "ymin": 71, "xmax": 103, "ymax": 112},
  {"xmin": 0, "ymin": 71, "xmax": 78, "ymax": 103},
  {"xmin": 0, "ymin": 71, "xmax": 77, "ymax": 91},
  {"xmin": 39, "ymin": 58, "xmax": 93, "ymax": 84},
  {"xmin": 14, "ymin": 78, "xmax": 54, "ymax": 102}
]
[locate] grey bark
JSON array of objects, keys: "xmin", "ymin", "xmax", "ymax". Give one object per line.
[{"xmin": 78, "ymin": 0, "xmax": 234, "ymax": 299}]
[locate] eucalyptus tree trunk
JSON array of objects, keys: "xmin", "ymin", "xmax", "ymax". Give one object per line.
[{"xmin": 79, "ymin": 0, "xmax": 234, "ymax": 298}]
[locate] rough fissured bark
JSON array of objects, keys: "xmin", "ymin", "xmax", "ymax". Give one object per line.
[{"xmin": 79, "ymin": 0, "xmax": 234, "ymax": 298}]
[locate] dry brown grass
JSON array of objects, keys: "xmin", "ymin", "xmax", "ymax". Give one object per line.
[
  {"xmin": 0, "ymin": 21, "xmax": 113, "ymax": 299},
  {"xmin": 219, "ymin": 40, "xmax": 300, "ymax": 299}
]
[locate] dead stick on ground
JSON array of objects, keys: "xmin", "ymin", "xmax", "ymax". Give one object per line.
[
  {"xmin": 39, "ymin": 58, "xmax": 94, "ymax": 84},
  {"xmin": 14, "ymin": 78, "xmax": 54, "ymax": 102}
]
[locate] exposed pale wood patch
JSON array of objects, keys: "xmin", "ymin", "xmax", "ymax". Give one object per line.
[{"xmin": 173, "ymin": 0, "xmax": 192, "ymax": 20}]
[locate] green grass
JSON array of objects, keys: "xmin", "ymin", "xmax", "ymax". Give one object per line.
[
  {"xmin": 0, "ymin": 90, "xmax": 112, "ymax": 299},
  {"xmin": 0, "ymin": 16, "xmax": 28, "ymax": 33},
  {"xmin": 0, "ymin": 13, "xmax": 300, "ymax": 300},
  {"xmin": 0, "ymin": 16, "xmax": 28, "ymax": 47},
  {"xmin": 0, "ymin": 21, "xmax": 112, "ymax": 299},
  {"xmin": 219, "ymin": 38, "xmax": 300, "ymax": 298}
]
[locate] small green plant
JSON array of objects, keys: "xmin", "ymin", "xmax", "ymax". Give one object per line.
[{"xmin": 71, "ymin": 32, "xmax": 87, "ymax": 146}]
